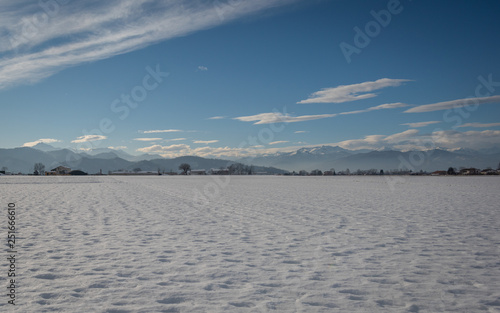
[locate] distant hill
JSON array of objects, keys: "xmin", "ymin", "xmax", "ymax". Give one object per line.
[
  {"xmin": 0, "ymin": 144, "xmax": 498, "ymax": 174},
  {"xmin": 0, "ymin": 147, "xmax": 286, "ymax": 174}
]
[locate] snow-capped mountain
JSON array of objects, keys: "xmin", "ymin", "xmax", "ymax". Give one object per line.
[{"xmin": 239, "ymin": 146, "xmax": 500, "ymax": 172}]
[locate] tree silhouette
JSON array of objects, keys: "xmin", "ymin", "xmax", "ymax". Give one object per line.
[
  {"xmin": 447, "ymin": 167, "xmax": 456, "ymax": 175},
  {"xmin": 179, "ymin": 163, "xmax": 191, "ymax": 175},
  {"xmin": 34, "ymin": 163, "xmax": 45, "ymax": 175}
]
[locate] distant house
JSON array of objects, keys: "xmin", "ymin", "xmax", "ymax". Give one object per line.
[
  {"xmin": 46, "ymin": 166, "xmax": 71, "ymax": 175},
  {"xmin": 480, "ymin": 169, "xmax": 498, "ymax": 175},
  {"xmin": 323, "ymin": 171, "xmax": 335, "ymax": 176},
  {"xmin": 459, "ymin": 168, "xmax": 480, "ymax": 175},
  {"xmin": 431, "ymin": 171, "xmax": 447, "ymax": 176},
  {"xmin": 190, "ymin": 169, "xmax": 206, "ymax": 175}
]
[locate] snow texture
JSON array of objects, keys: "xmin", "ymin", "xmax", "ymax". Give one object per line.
[{"xmin": 1, "ymin": 176, "xmax": 499, "ymax": 312}]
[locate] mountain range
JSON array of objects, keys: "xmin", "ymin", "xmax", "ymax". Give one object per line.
[
  {"xmin": 0, "ymin": 143, "xmax": 284, "ymax": 174},
  {"xmin": 0, "ymin": 143, "xmax": 499, "ymax": 174},
  {"xmin": 240, "ymin": 145, "xmax": 500, "ymax": 172}
]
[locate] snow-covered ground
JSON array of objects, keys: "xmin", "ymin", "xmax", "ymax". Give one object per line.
[{"xmin": 1, "ymin": 176, "xmax": 499, "ymax": 312}]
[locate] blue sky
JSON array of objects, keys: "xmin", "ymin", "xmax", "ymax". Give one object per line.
[{"xmin": 1, "ymin": 0, "xmax": 500, "ymax": 158}]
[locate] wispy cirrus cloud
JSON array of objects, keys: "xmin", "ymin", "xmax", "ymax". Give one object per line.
[
  {"xmin": 141, "ymin": 129, "xmax": 182, "ymax": 134},
  {"xmin": 401, "ymin": 121, "xmax": 441, "ymax": 128},
  {"xmin": 405, "ymin": 95, "xmax": 500, "ymax": 113},
  {"xmin": 193, "ymin": 140, "xmax": 219, "ymax": 144},
  {"xmin": 297, "ymin": 78, "xmax": 411, "ymax": 104},
  {"xmin": 234, "ymin": 112, "xmax": 336, "ymax": 124},
  {"xmin": 208, "ymin": 116, "xmax": 226, "ymax": 120},
  {"xmin": 0, "ymin": 0, "xmax": 297, "ymax": 89},
  {"xmin": 339, "ymin": 102, "xmax": 408, "ymax": 115},
  {"xmin": 133, "ymin": 138, "xmax": 163, "ymax": 141},
  {"xmin": 269, "ymin": 141, "xmax": 289, "ymax": 145},
  {"xmin": 457, "ymin": 122, "xmax": 500, "ymax": 128},
  {"xmin": 165, "ymin": 138, "xmax": 186, "ymax": 142},
  {"xmin": 22, "ymin": 138, "xmax": 61, "ymax": 147},
  {"xmin": 71, "ymin": 135, "xmax": 107, "ymax": 143}
]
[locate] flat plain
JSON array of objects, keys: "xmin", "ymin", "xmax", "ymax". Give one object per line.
[{"xmin": 1, "ymin": 176, "xmax": 499, "ymax": 312}]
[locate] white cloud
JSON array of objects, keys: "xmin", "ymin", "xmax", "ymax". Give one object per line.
[
  {"xmin": 401, "ymin": 121, "xmax": 441, "ymax": 128},
  {"xmin": 332, "ymin": 130, "xmax": 424, "ymax": 151},
  {"xmin": 457, "ymin": 122, "xmax": 500, "ymax": 128},
  {"xmin": 193, "ymin": 140, "xmax": 219, "ymax": 144},
  {"xmin": 208, "ymin": 116, "xmax": 226, "ymax": 120},
  {"xmin": 71, "ymin": 135, "xmax": 107, "ymax": 143},
  {"xmin": 137, "ymin": 144, "xmax": 190, "ymax": 155},
  {"xmin": 384, "ymin": 129, "xmax": 420, "ymax": 143},
  {"xmin": 294, "ymin": 131, "xmax": 309, "ymax": 134},
  {"xmin": 133, "ymin": 138, "xmax": 163, "ymax": 141},
  {"xmin": 298, "ymin": 78, "xmax": 411, "ymax": 104},
  {"xmin": 333, "ymin": 129, "xmax": 500, "ymax": 151},
  {"xmin": 405, "ymin": 95, "xmax": 500, "ymax": 113},
  {"xmin": 335, "ymin": 135, "xmax": 387, "ymax": 151},
  {"xmin": 137, "ymin": 144, "xmax": 242, "ymax": 158},
  {"xmin": 108, "ymin": 146, "xmax": 127, "ymax": 150},
  {"xmin": 141, "ymin": 129, "xmax": 182, "ymax": 134},
  {"xmin": 339, "ymin": 102, "xmax": 408, "ymax": 115},
  {"xmin": 137, "ymin": 128, "xmax": 500, "ymax": 158},
  {"xmin": 268, "ymin": 141, "xmax": 289, "ymax": 145},
  {"xmin": 0, "ymin": 0, "xmax": 296, "ymax": 89},
  {"xmin": 198, "ymin": 66, "xmax": 208, "ymax": 71},
  {"xmin": 431, "ymin": 130, "xmax": 500, "ymax": 150},
  {"xmin": 23, "ymin": 138, "xmax": 62, "ymax": 147},
  {"xmin": 234, "ymin": 112, "xmax": 336, "ymax": 125},
  {"xmin": 165, "ymin": 138, "xmax": 186, "ymax": 142},
  {"xmin": 137, "ymin": 143, "xmax": 290, "ymax": 159}
]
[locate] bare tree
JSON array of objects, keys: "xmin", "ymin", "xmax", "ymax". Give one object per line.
[
  {"xmin": 179, "ymin": 163, "xmax": 191, "ymax": 175},
  {"xmin": 447, "ymin": 167, "xmax": 456, "ymax": 175},
  {"xmin": 34, "ymin": 163, "xmax": 45, "ymax": 175}
]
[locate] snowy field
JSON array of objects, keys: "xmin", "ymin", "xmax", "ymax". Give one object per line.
[{"xmin": 1, "ymin": 175, "xmax": 500, "ymax": 312}]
